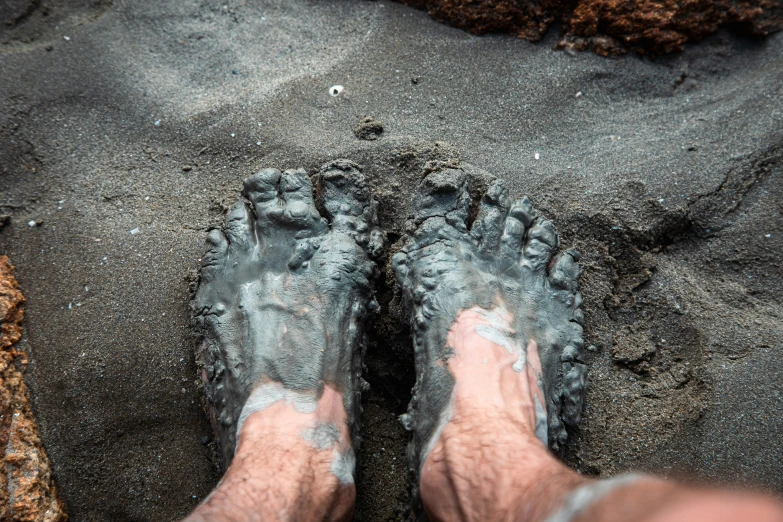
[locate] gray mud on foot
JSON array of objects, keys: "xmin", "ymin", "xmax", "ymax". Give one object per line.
[
  {"xmin": 191, "ymin": 160, "xmax": 384, "ymax": 469},
  {"xmin": 392, "ymin": 166, "xmax": 587, "ymax": 506}
]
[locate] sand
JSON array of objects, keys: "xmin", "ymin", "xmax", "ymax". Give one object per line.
[{"xmin": 0, "ymin": 1, "xmax": 782, "ymax": 520}]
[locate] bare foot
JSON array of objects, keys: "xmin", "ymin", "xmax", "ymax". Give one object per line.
[
  {"xmin": 392, "ymin": 168, "xmax": 587, "ymax": 520},
  {"xmin": 188, "ymin": 160, "xmax": 383, "ymax": 521}
]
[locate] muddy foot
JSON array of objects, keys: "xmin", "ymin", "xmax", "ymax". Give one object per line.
[
  {"xmin": 192, "ymin": 160, "xmax": 383, "ymax": 468},
  {"xmin": 392, "ymin": 167, "xmax": 587, "ymax": 474}
]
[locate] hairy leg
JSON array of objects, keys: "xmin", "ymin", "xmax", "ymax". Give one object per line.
[
  {"xmin": 185, "ymin": 161, "xmax": 383, "ymax": 522},
  {"xmin": 184, "ymin": 386, "xmax": 354, "ymax": 522},
  {"xmin": 393, "ymin": 168, "xmax": 783, "ymax": 522},
  {"xmin": 420, "ymin": 310, "xmax": 783, "ymax": 522}
]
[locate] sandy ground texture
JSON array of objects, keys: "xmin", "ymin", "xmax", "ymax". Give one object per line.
[
  {"xmin": 0, "ymin": 256, "xmax": 66, "ymax": 522},
  {"xmin": 0, "ymin": 0, "xmax": 782, "ymax": 521}
]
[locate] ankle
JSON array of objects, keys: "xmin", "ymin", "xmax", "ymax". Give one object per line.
[{"xmin": 186, "ymin": 394, "xmax": 356, "ymax": 522}]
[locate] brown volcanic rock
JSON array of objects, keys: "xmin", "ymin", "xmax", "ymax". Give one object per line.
[
  {"xmin": 396, "ymin": 0, "xmax": 562, "ymax": 41},
  {"xmin": 0, "ymin": 256, "xmax": 66, "ymax": 522},
  {"xmin": 395, "ymin": 0, "xmax": 783, "ymax": 55}
]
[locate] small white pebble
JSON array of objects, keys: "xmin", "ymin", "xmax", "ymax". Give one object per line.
[
  {"xmin": 145, "ymin": 196, "xmax": 150, "ymax": 201},
  {"xmin": 154, "ymin": 120, "xmax": 161, "ymax": 126},
  {"xmin": 329, "ymin": 85, "xmax": 344, "ymax": 97},
  {"xmin": 575, "ymin": 91, "xmax": 583, "ymax": 97},
  {"xmin": 534, "ymin": 152, "xmax": 540, "ymax": 160},
  {"xmin": 68, "ymin": 303, "xmax": 72, "ymax": 310},
  {"xmin": 659, "ymin": 198, "xmax": 665, "ymax": 203},
  {"xmin": 765, "ymin": 234, "xmax": 772, "ymax": 238},
  {"xmin": 256, "ymin": 141, "xmax": 261, "ymax": 146},
  {"xmin": 63, "ymin": 36, "xmax": 70, "ymax": 41},
  {"xmin": 28, "ymin": 220, "xmax": 36, "ymax": 227},
  {"xmin": 130, "ymin": 228, "xmax": 140, "ymax": 235},
  {"xmin": 230, "ymin": 133, "xmax": 235, "ymax": 137}
]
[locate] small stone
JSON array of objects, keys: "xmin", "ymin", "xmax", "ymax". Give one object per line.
[
  {"xmin": 354, "ymin": 117, "xmax": 384, "ymax": 141},
  {"xmin": 329, "ymin": 85, "xmax": 344, "ymax": 97},
  {"xmin": 182, "ymin": 165, "xmax": 193, "ymax": 172},
  {"xmin": 129, "ymin": 228, "xmax": 140, "ymax": 235}
]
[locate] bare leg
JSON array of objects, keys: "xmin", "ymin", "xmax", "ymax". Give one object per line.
[
  {"xmin": 393, "ymin": 168, "xmax": 783, "ymax": 522},
  {"xmin": 185, "ymin": 161, "xmax": 383, "ymax": 522},
  {"xmin": 420, "ymin": 310, "xmax": 783, "ymax": 522},
  {"xmin": 185, "ymin": 386, "xmax": 354, "ymax": 522}
]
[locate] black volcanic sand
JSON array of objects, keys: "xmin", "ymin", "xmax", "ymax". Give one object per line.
[{"xmin": 1, "ymin": 1, "xmax": 782, "ymax": 520}]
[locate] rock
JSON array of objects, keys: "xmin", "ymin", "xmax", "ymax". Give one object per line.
[
  {"xmin": 395, "ymin": 0, "xmax": 783, "ymax": 56},
  {"xmin": 354, "ymin": 117, "xmax": 384, "ymax": 141},
  {"xmin": 0, "ymin": 256, "xmax": 67, "ymax": 522}
]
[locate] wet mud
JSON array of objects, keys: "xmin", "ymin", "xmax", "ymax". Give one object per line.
[{"xmin": 192, "ymin": 161, "xmax": 382, "ymax": 470}]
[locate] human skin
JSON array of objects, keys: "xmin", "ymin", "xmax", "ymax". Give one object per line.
[
  {"xmin": 185, "ymin": 160, "xmax": 382, "ymax": 522},
  {"xmin": 417, "ymin": 308, "xmax": 783, "ymax": 522},
  {"xmin": 184, "ymin": 385, "xmax": 355, "ymax": 522},
  {"xmin": 184, "ymin": 165, "xmax": 783, "ymax": 522},
  {"xmin": 183, "ymin": 306, "xmax": 783, "ymax": 522}
]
